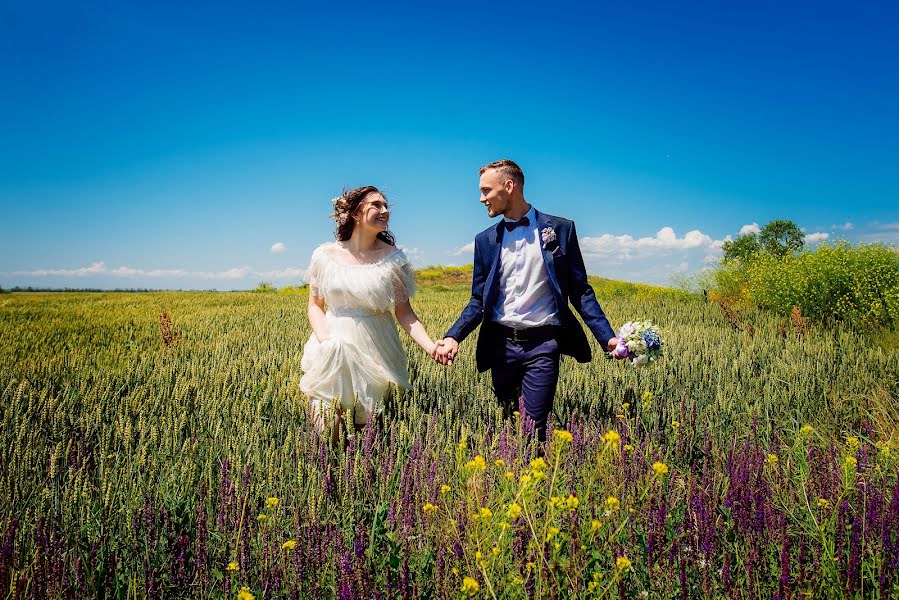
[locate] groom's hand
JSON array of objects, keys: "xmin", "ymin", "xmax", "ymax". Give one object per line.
[
  {"xmin": 435, "ymin": 337, "xmax": 459, "ymax": 366},
  {"xmin": 607, "ymin": 337, "xmax": 625, "ymax": 359}
]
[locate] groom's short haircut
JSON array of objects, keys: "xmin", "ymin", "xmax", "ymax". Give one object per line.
[{"xmin": 480, "ymin": 159, "xmax": 524, "ymax": 190}]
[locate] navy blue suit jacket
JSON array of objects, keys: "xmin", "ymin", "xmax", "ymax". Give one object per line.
[{"xmin": 445, "ymin": 209, "xmax": 616, "ymax": 373}]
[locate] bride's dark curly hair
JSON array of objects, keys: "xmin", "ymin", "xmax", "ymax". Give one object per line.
[{"xmin": 331, "ymin": 186, "xmax": 396, "ymax": 246}]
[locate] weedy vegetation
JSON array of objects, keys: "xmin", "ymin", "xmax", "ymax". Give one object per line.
[{"xmin": 0, "ymin": 271, "xmax": 897, "ymax": 598}]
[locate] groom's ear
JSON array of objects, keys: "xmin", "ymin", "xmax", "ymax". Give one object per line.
[{"xmin": 503, "ymin": 179, "xmax": 515, "ymax": 194}]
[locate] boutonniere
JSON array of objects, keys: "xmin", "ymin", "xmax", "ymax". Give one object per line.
[{"xmin": 541, "ymin": 227, "xmax": 558, "ymax": 250}]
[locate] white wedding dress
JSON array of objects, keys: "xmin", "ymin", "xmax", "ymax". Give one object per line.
[{"xmin": 300, "ymin": 241, "xmax": 415, "ymax": 424}]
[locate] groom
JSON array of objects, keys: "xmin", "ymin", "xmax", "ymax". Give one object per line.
[{"xmin": 435, "ymin": 159, "xmax": 621, "ymax": 442}]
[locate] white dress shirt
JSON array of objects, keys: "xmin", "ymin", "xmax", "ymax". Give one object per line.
[{"xmin": 491, "ymin": 206, "xmax": 560, "ymax": 328}]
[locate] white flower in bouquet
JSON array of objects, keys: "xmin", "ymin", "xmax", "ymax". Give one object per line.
[{"xmin": 613, "ymin": 320, "xmax": 663, "ymax": 367}]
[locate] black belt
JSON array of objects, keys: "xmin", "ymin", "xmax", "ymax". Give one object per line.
[{"xmin": 491, "ymin": 323, "xmax": 561, "ymax": 342}]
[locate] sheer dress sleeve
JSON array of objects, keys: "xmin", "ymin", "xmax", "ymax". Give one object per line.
[
  {"xmin": 305, "ymin": 246, "xmax": 326, "ymax": 298},
  {"xmin": 391, "ymin": 251, "xmax": 417, "ymax": 304}
]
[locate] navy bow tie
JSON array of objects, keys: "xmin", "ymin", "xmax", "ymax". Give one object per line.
[{"xmin": 503, "ymin": 216, "xmax": 530, "ymax": 232}]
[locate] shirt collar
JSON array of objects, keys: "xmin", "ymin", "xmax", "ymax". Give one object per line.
[{"xmin": 502, "ymin": 205, "xmax": 536, "ymax": 224}]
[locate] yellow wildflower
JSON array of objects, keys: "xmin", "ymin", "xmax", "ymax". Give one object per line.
[
  {"xmin": 616, "ymin": 556, "xmax": 632, "ymax": 570},
  {"xmin": 257, "ymin": 514, "xmax": 267, "ymax": 522},
  {"xmin": 800, "ymin": 424, "xmax": 814, "ymax": 435},
  {"xmin": 519, "ymin": 474, "xmax": 533, "ymax": 487},
  {"xmin": 507, "ymin": 503, "xmax": 522, "ymax": 520},
  {"xmin": 492, "ymin": 546, "xmax": 500, "ymax": 556},
  {"xmin": 588, "ymin": 582, "xmax": 598, "ymax": 592},
  {"xmin": 566, "ymin": 494, "xmax": 580, "ymax": 510},
  {"xmin": 505, "ymin": 471, "xmax": 515, "ymax": 479},
  {"xmin": 623, "ymin": 444, "xmax": 634, "ymax": 452},
  {"xmin": 440, "ymin": 484, "xmax": 451, "ymax": 494},
  {"xmin": 591, "ymin": 519, "xmax": 602, "ymax": 533},
  {"xmin": 546, "ymin": 526, "xmax": 560, "ymax": 541},
  {"xmin": 237, "ymin": 588, "xmax": 255, "ymax": 600},
  {"xmin": 605, "ymin": 496, "xmax": 621, "ymax": 512},
  {"xmin": 846, "ymin": 436, "xmax": 860, "ymax": 450},
  {"xmin": 845, "ymin": 455, "xmax": 857, "ymax": 468},
  {"xmin": 549, "ymin": 496, "xmax": 565, "ymax": 508},
  {"xmin": 652, "ymin": 462, "xmax": 669, "ymax": 477},
  {"xmin": 226, "ymin": 561, "xmax": 239, "ymax": 571},
  {"xmin": 530, "ymin": 457, "xmax": 547, "ymax": 471},
  {"xmin": 526, "ymin": 562, "xmax": 535, "ymax": 571},
  {"xmin": 642, "ymin": 390, "xmax": 653, "ymax": 402},
  {"xmin": 513, "ymin": 411, "xmax": 521, "ymax": 417},
  {"xmin": 282, "ymin": 540, "xmax": 297, "ymax": 550},
  {"xmin": 818, "ymin": 498, "xmax": 831, "ymax": 509},
  {"xmin": 461, "ymin": 576, "xmax": 479, "ymax": 595},
  {"xmin": 554, "ymin": 429, "xmax": 574, "ymax": 443},
  {"xmin": 475, "ymin": 550, "xmax": 482, "ymax": 561},
  {"xmin": 265, "ymin": 497, "xmax": 279, "ymax": 508},
  {"xmin": 513, "ymin": 576, "xmax": 524, "ymax": 585},
  {"xmin": 766, "ymin": 454, "xmax": 779, "ymax": 466},
  {"xmin": 495, "ymin": 458, "xmax": 506, "ymax": 467},
  {"xmin": 671, "ymin": 420, "xmax": 681, "ymax": 430},
  {"xmin": 465, "ymin": 455, "xmax": 487, "ymax": 471},
  {"xmin": 602, "ymin": 430, "xmax": 621, "ymax": 448},
  {"xmin": 479, "ymin": 507, "xmax": 493, "ymax": 519},
  {"xmin": 622, "ymin": 402, "xmax": 630, "ymax": 410},
  {"xmin": 422, "ymin": 503, "xmax": 437, "ymax": 515}
]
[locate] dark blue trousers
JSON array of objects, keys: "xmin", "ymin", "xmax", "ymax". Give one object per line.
[{"xmin": 487, "ymin": 333, "xmax": 562, "ymax": 442}]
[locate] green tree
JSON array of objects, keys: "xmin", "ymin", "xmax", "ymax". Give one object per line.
[
  {"xmin": 759, "ymin": 219, "xmax": 804, "ymax": 257},
  {"xmin": 722, "ymin": 232, "xmax": 761, "ymax": 262}
]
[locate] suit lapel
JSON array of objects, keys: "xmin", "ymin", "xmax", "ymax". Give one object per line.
[
  {"xmin": 535, "ymin": 210, "xmax": 562, "ymax": 298},
  {"xmin": 483, "ymin": 221, "xmax": 504, "ymax": 308}
]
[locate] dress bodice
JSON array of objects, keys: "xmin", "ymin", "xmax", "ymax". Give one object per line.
[{"xmin": 305, "ymin": 242, "xmax": 416, "ymax": 314}]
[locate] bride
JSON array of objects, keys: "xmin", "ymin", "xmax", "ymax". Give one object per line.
[{"xmin": 300, "ymin": 186, "xmax": 439, "ymax": 439}]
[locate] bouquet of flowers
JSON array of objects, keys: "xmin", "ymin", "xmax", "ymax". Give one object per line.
[{"xmin": 612, "ymin": 320, "xmax": 662, "ymax": 367}]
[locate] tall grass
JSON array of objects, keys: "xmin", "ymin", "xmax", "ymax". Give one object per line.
[{"xmin": 0, "ymin": 286, "xmax": 897, "ymax": 598}]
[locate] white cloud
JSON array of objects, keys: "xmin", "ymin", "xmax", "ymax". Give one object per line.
[
  {"xmin": 830, "ymin": 222, "xmax": 854, "ymax": 231},
  {"xmin": 448, "ymin": 241, "xmax": 475, "ymax": 256},
  {"xmin": 270, "ymin": 242, "xmax": 287, "ymax": 253},
  {"xmin": 580, "ymin": 227, "xmax": 722, "ymax": 258},
  {"xmin": 578, "ymin": 226, "xmax": 728, "ymax": 285},
  {"xmin": 197, "ymin": 267, "xmax": 253, "ymax": 279},
  {"xmin": 11, "ymin": 261, "xmax": 108, "ymax": 277},
  {"xmin": 739, "ymin": 223, "xmax": 761, "ymax": 236},
  {"xmin": 253, "ymin": 267, "xmax": 306, "ymax": 279},
  {"xmin": 7, "ymin": 262, "xmax": 255, "ymax": 280},
  {"xmin": 873, "ymin": 222, "xmax": 899, "ymax": 231},
  {"xmin": 804, "ymin": 232, "xmax": 830, "ymax": 243}
]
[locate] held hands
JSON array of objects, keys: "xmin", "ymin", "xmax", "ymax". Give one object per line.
[{"xmin": 430, "ymin": 337, "xmax": 459, "ymax": 366}]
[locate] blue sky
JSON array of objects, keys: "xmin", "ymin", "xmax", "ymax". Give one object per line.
[{"xmin": 1, "ymin": 0, "xmax": 897, "ymax": 289}]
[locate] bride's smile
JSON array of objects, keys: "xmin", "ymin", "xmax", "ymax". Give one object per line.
[{"xmin": 357, "ymin": 194, "xmax": 390, "ymax": 232}]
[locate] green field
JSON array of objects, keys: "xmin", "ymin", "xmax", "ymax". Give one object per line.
[{"xmin": 1, "ymin": 283, "xmax": 897, "ymax": 598}]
